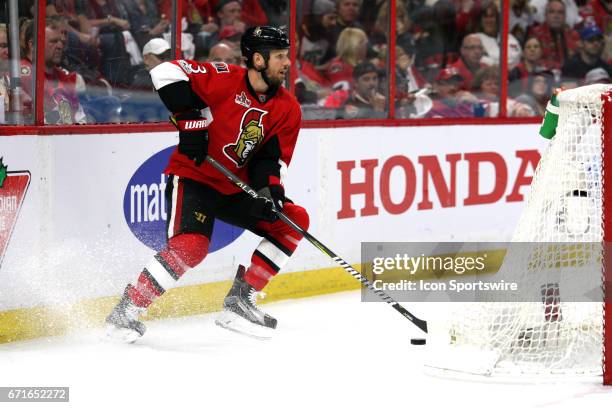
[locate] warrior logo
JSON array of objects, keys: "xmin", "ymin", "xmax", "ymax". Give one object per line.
[
  {"xmin": 0, "ymin": 158, "xmax": 31, "ymax": 270},
  {"xmin": 223, "ymin": 108, "xmax": 268, "ymax": 167}
]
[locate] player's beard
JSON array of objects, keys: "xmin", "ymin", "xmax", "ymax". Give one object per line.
[{"xmin": 264, "ymin": 67, "xmax": 286, "ymax": 87}]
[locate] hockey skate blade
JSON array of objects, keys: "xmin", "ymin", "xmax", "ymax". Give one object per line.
[
  {"xmin": 105, "ymin": 324, "xmax": 143, "ymax": 344},
  {"xmin": 215, "ymin": 311, "xmax": 275, "ymax": 340}
]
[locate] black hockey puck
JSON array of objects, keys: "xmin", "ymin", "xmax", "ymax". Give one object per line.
[{"xmin": 410, "ymin": 338, "xmax": 426, "ymax": 345}]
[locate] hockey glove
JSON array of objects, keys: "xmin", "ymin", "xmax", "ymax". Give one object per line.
[
  {"xmin": 249, "ymin": 186, "xmax": 286, "ymax": 223},
  {"xmin": 170, "ymin": 110, "xmax": 209, "ymax": 166}
]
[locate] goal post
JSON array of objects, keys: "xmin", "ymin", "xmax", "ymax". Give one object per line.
[
  {"xmin": 603, "ymin": 86, "xmax": 612, "ymax": 386},
  {"xmin": 428, "ymin": 85, "xmax": 611, "ymax": 384}
]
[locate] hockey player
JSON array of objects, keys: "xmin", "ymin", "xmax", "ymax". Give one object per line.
[{"xmin": 106, "ymin": 26, "xmax": 309, "ymax": 341}]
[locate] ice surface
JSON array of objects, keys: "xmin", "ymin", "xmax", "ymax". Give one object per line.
[{"xmin": 0, "ymin": 291, "xmax": 610, "ymax": 408}]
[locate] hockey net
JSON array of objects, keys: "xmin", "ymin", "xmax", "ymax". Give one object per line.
[{"xmin": 428, "ymin": 84, "xmax": 612, "ymax": 383}]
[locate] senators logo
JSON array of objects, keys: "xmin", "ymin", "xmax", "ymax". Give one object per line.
[{"xmin": 224, "ymin": 108, "xmax": 268, "ymax": 167}]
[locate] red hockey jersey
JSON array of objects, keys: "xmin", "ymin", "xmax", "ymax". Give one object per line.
[{"xmin": 150, "ymin": 60, "xmax": 301, "ymax": 195}]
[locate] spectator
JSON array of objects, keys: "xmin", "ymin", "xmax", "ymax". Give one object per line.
[
  {"xmin": 0, "ymin": 24, "xmax": 9, "ymax": 120},
  {"xmin": 515, "ymin": 69, "xmax": 556, "ymax": 115},
  {"xmin": 474, "ymin": 1, "xmax": 522, "ymax": 69},
  {"xmin": 324, "ymin": 27, "xmax": 368, "ymax": 90},
  {"xmin": 584, "ymin": 66, "xmax": 612, "ymax": 84},
  {"xmin": 196, "ymin": 0, "xmax": 246, "ymax": 58},
  {"xmin": 370, "ymin": 0, "xmax": 415, "ymax": 57},
  {"xmin": 342, "ymin": 61, "xmax": 386, "ymax": 118},
  {"xmin": 208, "ymin": 41, "xmax": 242, "ymax": 65},
  {"xmin": 121, "ymin": 37, "xmax": 170, "ymax": 122},
  {"xmin": 158, "ymin": 0, "xmax": 213, "ymax": 51},
  {"xmin": 331, "ymin": 0, "xmax": 366, "ymax": 42},
  {"xmin": 527, "ymin": 0, "xmax": 580, "ymax": 70},
  {"xmin": 453, "ymin": 0, "xmax": 482, "ymax": 38},
  {"xmin": 299, "ymin": 0, "xmax": 338, "ymax": 68},
  {"xmin": 579, "ymin": 0, "xmax": 612, "ymax": 38},
  {"xmin": 216, "ymin": 0, "xmax": 246, "ymax": 32},
  {"xmin": 472, "ymin": 65, "xmax": 499, "ymax": 102},
  {"xmin": 78, "ymin": 0, "xmax": 135, "ymax": 87},
  {"xmin": 427, "ymin": 66, "xmax": 477, "ymax": 118},
  {"xmin": 140, "ymin": 38, "xmax": 172, "ymax": 78},
  {"xmin": 47, "ymin": 0, "xmax": 95, "ymax": 45},
  {"xmin": 532, "ymin": 0, "xmax": 582, "ymax": 28},
  {"xmin": 508, "ymin": 36, "xmax": 546, "ymax": 96},
  {"xmin": 472, "ymin": 65, "xmax": 534, "ymax": 116},
  {"xmin": 413, "ymin": 0, "xmax": 460, "ymax": 81},
  {"xmin": 217, "ymin": 24, "xmax": 243, "ymax": 49},
  {"xmin": 242, "ymin": 0, "xmax": 288, "ymax": 27},
  {"xmin": 510, "ymin": 0, "xmax": 536, "ymax": 44},
  {"xmin": 0, "ymin": 24, "xmax": 8, "ymax": 68},
  {"xmin": 449, "ymin": 34, "xmax": 485, "ymax": 91},
  {"xmin": 122, "ymin": 0, "xmax": 170, "ymax": 49},
  {"xmin": 294, "ymin": 30, "xmax": 332, "ymax": 105},
  {"xmin": 21, "ymin": 17, "xmax": 86, "ymax": 124},
  {"xmin": 561, "ymin": 25, "xmax": 612, "ymax": 85},
  {"xmin": 359, "ymin": 0, "xmax": 386, "ymax": 33},
  {"xmin": 46, "ymin": 0, "xmax": 105, "ymax": 86},
  {"xmin": 395, "ymin": 44, "xmax": 431, "ymax": 118}
]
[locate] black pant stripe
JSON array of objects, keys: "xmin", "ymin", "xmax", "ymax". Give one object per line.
[
  {"xmin": 262, "ymin": 234, "xmax": 293, "ymax": 257},
  {"xmin": 142, "ymin": 268, "xmax": 166, "ymax": 294},
  {"xmin": 154, "ymin": 253, "xmax": 180, "ymax": 281},
  {"xmin": 254, "ymin": 250, "xmax": 281, "ymax": 272}
]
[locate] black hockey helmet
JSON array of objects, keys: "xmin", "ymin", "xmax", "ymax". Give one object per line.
[{"xmin": 241, "ymin": 26, "xmax": 290, "ymax": 69}]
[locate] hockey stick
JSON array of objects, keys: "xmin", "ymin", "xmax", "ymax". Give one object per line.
[{"xmin": 205, "ymin": 155, "xmax": 428, "ymax": 333}]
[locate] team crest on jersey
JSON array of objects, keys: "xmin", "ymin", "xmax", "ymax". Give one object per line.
[
  {"xmin": 211, "ymin": 62, "xmax": 229, "ymax": 73},
  {"xmin": 235, "ymin": 91, "xmax": 251, "ymax": 108},
  {"xmin": 223, "ymin": 108, "xmax": 268, "ymax": 167},
  {"xmin": 177, "ymin": 60, "xmax": 207, "ymax": 74}
]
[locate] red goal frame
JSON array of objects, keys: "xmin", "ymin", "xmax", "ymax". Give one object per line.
[{"xmin": 603, "ymin": 90, "xmax": 612, "ymax": 386}]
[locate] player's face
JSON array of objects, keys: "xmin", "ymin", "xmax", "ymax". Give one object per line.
[{"xmin": 265, "ymin": 49, "xmax": 291, "ymax": 86}]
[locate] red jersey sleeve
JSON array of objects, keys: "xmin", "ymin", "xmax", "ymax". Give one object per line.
[{"xmin": 150, "ymin": 59, "xmax": 241, "ymax": 106}]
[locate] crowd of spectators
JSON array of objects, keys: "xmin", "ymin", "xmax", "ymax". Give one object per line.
[
  {"xmin": 1, "ymin": 0, "xmax": 611, "ymax": 124},
  {"xmin": 296, "ymin": 0, "xmax": 612, "ymax": 119},
  {"xmin": 0, "ymin": 0, "xmax": 286, "ymax": 124}
]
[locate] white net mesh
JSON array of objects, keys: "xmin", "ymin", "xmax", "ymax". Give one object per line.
[{"xmin": 439, "ymin": 85, "xmax": 612, "ymax": 376}]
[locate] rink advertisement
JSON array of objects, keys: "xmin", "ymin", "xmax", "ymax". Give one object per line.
[
  {"xmin": 0, "ymin": 158, "xmax": 30, "ymax": 270},
  {"xmin": 0, "ymin": 124, "xmax": 547, "ymax": 341},
  {"xmin": 122, "ymin": 146, "xmax": 245, "ymax": 252}
]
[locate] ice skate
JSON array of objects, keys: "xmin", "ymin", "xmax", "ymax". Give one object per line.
[
  {"xmin": 105, "ymin": 293, "xmax": 147, "ymax": 343},
  {"xmin": 215, "ymin": 265, "xmax": 277, "ymax": 339}
]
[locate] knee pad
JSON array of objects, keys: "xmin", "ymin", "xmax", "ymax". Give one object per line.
[
  {"xmin": 284, "ymin": 203, "xmax": 310, "ymax": 231},
  {"xmin": 166, "ymin": 233, "xmax": 209, "ymax": 268}
]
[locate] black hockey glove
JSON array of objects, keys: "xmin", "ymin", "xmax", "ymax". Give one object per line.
[
  {"xmin": 249, "ymin": 186, "xmax": 286, "ymax": 223},
  {"xmin": 170, "ymin": 110, "xmax": 209, "ymax": 166}
]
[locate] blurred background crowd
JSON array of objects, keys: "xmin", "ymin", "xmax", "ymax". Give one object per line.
[{"xmin": 0, "ymin": 0, "xmax": 611, "ymax": 124}]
